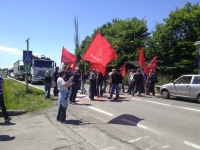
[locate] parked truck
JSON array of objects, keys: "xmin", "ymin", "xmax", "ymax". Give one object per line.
[
  {"xmin": 13, "ymin": 60, "xmax": 25, "ymax": 80},
  {"xmin": 24, "ymin": 55, "xmax": 54, "ymax": 84},
  {"xmin": 8, "ymin": 67, "xmax": 14, "ymax": 78}
]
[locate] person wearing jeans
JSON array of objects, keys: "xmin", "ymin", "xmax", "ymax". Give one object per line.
[
  {"xmin": 107, "ymin": 69, "xmax": 120, "ymax": 100},
  {"xmin": 0, "ymin": 75, "xmax": 11, "ymax": 122},
  {"xmin": 56, "ymin": 70, "xmax": 73, "ymax": 123},
  {"xmin": 44, "ymin": 71, "xmax": 52, "ymax": 99}
]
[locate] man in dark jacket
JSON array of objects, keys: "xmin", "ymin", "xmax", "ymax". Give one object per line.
[
  {"xmin": 117, "ymin": 69, "xmax": 125, "ymax": 92},
  {"xmin": 53, "ymin": 67, "xmax": 59, "ymax": 96},
  {"xmin": 107, "ymin": 69, "xmax": 120, "ymax": 100},
  {"xmin": 96, "ymin": 71, "xmax": 103, "ymax": 97},
  {"xmin": 89, "ymin": 69, "xmax": 96, "ymax": 100},
  {"xmin": 69, "ymin": 67, "xmax": 81, "ymax": 104},
  {"xmin": 132, "ymin": 69, "xmax": 144, "ymax": 96}
]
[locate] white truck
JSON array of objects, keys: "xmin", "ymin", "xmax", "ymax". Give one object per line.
[
  {"xmin": 24, "ymin": 55, "xmax": 55, "ymax": 84},
  {"xmin": 13, "ymin": 60, "xmax": 25, "ymax": 80}
]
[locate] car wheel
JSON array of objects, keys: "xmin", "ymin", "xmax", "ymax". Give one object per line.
[
  {"xmin": 162, "ymin": 90, "xmax": 170, "ymax": 99},
  {"xmin": 197, "ymin": 94, "xmax": 200, "ymax": 103}
]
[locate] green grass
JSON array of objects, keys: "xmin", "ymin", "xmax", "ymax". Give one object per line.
[{"xmin": 2, "ymin": 79, "xmax": 53, "ymax": 112}]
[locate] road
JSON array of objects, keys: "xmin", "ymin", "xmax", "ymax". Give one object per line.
[{"xmin": 1, "ymin": 79, "xmax": 200, "ymax": 150}]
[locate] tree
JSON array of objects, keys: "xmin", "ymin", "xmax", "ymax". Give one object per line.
[
  {"xmin": 146, "ymin": 2, "xmax": 200, "ymax": 78},
  {"xmin": 74, "ymin": 17, "xmax": 82, "ymax": 62},
  {"xmin": 79, "ymin": 17, "xmax": 149, "ymax": 71}
]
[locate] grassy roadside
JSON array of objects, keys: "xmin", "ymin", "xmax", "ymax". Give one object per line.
[{"xmin": 2, "ymin": 79, "xmax": 53, "ymax": 112}]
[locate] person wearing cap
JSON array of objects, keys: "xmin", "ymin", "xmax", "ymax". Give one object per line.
[
  {"xmin": 89, "ymin": 69, "xmax": 96, "ymax": 100},
  {"xmin": 57, "ymin": 70, "xmax": 73, "ymax": 123},
  {"xmin": 69, "ymin": 67, "xmax": 81, "ymax": 103},
  {"xmin": 53, "ymin": 67, "xmax": 59, "ymax": 96}
]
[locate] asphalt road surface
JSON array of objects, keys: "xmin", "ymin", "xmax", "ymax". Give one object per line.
[{"xmin": 1, "ymin": 79, "xmax": 200, "ymax": 150}]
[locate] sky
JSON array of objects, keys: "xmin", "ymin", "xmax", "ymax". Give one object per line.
[{"xmin": 0, "ymin": 0, "xmax": 199, "ymax": 69}]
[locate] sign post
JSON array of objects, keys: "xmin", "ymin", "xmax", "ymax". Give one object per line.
[
  {"xmin": 195, "ymin": 41, "xmax": 200, "ymax": 74},
  {"xmin": 24, "ymin": 38, "xmax": 32, "ymax": 92}
]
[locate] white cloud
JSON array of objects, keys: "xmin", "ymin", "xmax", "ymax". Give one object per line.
[
  {"xmin": 0, "ymin": 46, "xmax": 22, "ymax": 55},
  {"xmin": 0, "ymin": 65, "xmax": 13, "ymax": 69},
  {"xmin": 0, "ymin": 45, "xmax": 41, "ymax": 57}
]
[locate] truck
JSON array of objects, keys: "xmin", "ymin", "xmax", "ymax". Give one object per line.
[
  {"xmin": 13, "ymin": 60, "xmax": 25, "ymax": 80},
  {"xmin": 24, "ymin": 55, "xmax": 55, "ymax": 84},
  {"xmin": 8, "ymin": 67, "xmax": 14, "ymax": 77}
]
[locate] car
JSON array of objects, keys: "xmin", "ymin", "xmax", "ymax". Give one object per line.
[{"xmin": 160, "ymin": 75, "xmax": 200, "ymax": 103}]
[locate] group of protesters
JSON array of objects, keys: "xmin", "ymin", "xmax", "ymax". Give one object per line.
[
  {"xmin": 46, "ymin": 65, "xmax": 156, "ymax": 123},
  {"xmin": 126, "ymin": 69, "xmax": 156, "ymax": 96}
]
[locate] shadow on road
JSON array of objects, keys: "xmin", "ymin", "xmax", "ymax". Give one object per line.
[
  {"xmin": 64, "ymin": 119, "xmax": 91, "ymax": 126},
  {"xmin": 0, "ymin": 122, "xmax": 16, "ymax": 126},
  {"xmin": 170, "ymin": 97, "xmax": 199, "ymax": 104},
  {"xmin": 108, "ymin": 114, "xmax": 144, "ymax": 126},
  {"xmin": 73, "ymin": 103, "xmax": 92, "ymax": 106},
  {"xmin": 0, "ymin": 135, "xmax": 15, "ymax": 141},
  {"xmin": 109, "ymin": 99, "xmax": 130, "ymax": 102}
]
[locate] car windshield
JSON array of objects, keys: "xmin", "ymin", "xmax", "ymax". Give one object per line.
[{"xmin": 33, "ymin": 60, "xmax": 54, "ymax": 68}]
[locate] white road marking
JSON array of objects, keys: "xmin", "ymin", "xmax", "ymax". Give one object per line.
[
  {"xmin": 88, "ymin": 106, "xmax": 113, "ymax": 116},
  {"xmin": 121, "ymin": 118, "xmax": 147, "ymax": 129},
  {"xmin": 76, "ymin": 94, "xmax": 86, "ymax": 98},
  {"xmin": 128, "ymin": 136, "xmax": 149, "ymax": 143},
  {"xmin": 146, "ymin": 101, "xmax": 171, "ymax": 106},
  {"xmin": 99, "ymin": 146, "xmax": 117, "ymax": 150},
  {"xmin": 183, "ymin": 141, "xmax": 200, "ymax": 149},
  {"xmin": 132, "ymin": 97, "xmax": 171, "ymax": 106},
  {"xmin": 121, "ymin": 118, "xmax": 162, "ymax": 134},
  {"xmin": 176, "ymin": 106, "xmax": 200, "ymax": 112},
  {"xmin": 131, "ymin": 98, "xmax": 142, "ymax": 100},
  {"xmin": 161, "ymin": 146, "xmax": 170, "ymax": 149}
]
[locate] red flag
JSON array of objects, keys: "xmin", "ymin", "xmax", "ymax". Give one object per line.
[
  {"xmin": 82, "ymin": 32, "xmax": 118, "ymax": 67},
  {"xmin": 90, "ymin": 63, "xmax": 106, "ymax": 76},
  {"xmin": 138, "ymin": 46, "xmax": 146, "ymax": 69},
  {"xmin": 61, "ymin": 47, "xmax": 76, "ymax": 64},
  {"xmin": 70, "ymin": 63, "xmax": 76, "ymax": 72},
  {"xmin": 143, "ymin": 56, "xmax": 157, "ymax": 73},
  {"xmin": 120, "ymin": 63, "xmax": 126, "ymax": 77}
]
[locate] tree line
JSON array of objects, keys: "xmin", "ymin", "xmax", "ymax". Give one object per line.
[{"xmin": 75, "ymin": 2, "xmax": 200, "ymax": 79}]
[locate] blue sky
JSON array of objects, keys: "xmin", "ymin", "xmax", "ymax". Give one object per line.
[{"xmin": 0, "ymin": 0, "xmax": 199, "ymax": 69}]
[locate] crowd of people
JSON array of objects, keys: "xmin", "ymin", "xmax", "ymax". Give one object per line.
[
  {"xmin": 42, "ymin": 65, "xmax": 157, "ymax": 123},
  {"xmin": 0, "ymin": 65, "xmax": 157, "ymax": 123}
]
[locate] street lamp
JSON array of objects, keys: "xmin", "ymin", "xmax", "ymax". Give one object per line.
[{"xmin": 194, "ymin": 41, "xmax": 200, "ymax": 74}]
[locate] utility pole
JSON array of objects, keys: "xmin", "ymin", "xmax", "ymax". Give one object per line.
[
  {"xmin": 25, "ymin": 38, "xmax": 30, "ymax": 92},
  {"xmin": 194, "ymin": 41, "xmax": 200, "ymax": 74}
]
